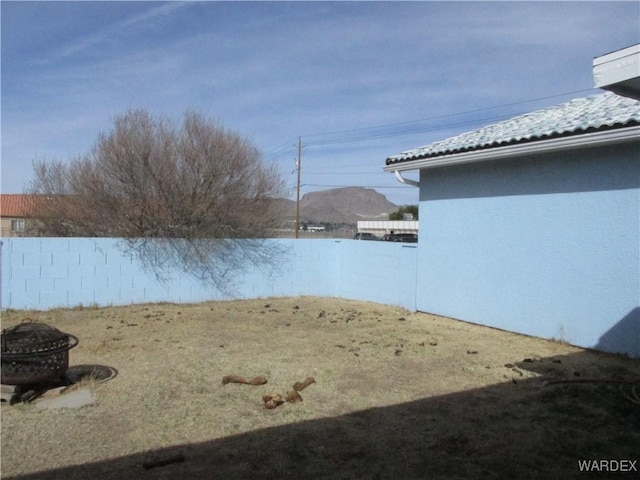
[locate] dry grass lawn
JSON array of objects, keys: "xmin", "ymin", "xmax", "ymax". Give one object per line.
[{"xmin": 1, "ymin": 296, "xmax": 639, "ymax": 479}]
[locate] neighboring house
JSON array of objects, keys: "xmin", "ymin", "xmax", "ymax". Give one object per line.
[
  {"xmin": 0, "ymin": 194, "xmax": 41, "ymax": 237},
  {"xmin": 383, "ymin": 45, "xmax": 640, "ymax": 357}
]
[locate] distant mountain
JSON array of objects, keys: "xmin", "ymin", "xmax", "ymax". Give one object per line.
[{"xmin": 278, "ymin": 187, "xmax": 399, "ymax": 224}]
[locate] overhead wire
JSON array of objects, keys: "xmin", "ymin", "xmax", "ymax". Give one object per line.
[
  {"xmin": 300, "ymin": 87, "xmax": 596, "ymax": 145},
  {"xmin": 266, "ymin": 87, "xmax": 598, "ymax": 159},
  {"xmin": 272, "ymin": 87, "xmax": 598, "ymax": 195},
  {"xmin": 302, "ymin": 183, "xmax": 413, "ymax": 189}
]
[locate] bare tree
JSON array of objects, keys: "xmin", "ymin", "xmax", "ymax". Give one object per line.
[{"xmin": 28, "ymin": 110, "xmax": 288, "ymax": 292}]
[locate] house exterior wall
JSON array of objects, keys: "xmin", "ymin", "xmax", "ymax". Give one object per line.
[
  {"xmin": 0, "ymin": 217, "xmax": 27, "ymax": 237},
  {"xmin": 0, "ymin": 218, "xmax": 13, "ymax": 237},
  {"xmin": 415, "ymin": 142, "xmax": 639, "ymax": 357},
  {"xmin": 0, "ymin": 238, "xmax": 417, "ymax": 311}
]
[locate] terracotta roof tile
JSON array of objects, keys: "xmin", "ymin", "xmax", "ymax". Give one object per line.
[{"xmin": 0, "ymin": 194, "xmax": 42, "ymax": 217}]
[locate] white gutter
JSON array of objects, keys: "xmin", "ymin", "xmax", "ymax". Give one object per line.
[
  {"xmin": 384, "ymin": 126, "xmax": 640, "ymax": 172},
  {"xmin": 394, "ymin": 170, "xmax": 420, "ymax": 187}
]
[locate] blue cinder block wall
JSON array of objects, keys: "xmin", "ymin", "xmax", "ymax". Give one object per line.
[{"xmin": 0, "ymin": 238, "xmax": 418, "ymax": 311}]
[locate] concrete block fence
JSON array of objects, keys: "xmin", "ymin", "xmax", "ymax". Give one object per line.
[
  {"xmin": 0, "ymin": 237, "xmax": 418, "ymax": 311},
  {"xmin": 2, "ymin": 236, "xmax": 637, "ymax": 357}
]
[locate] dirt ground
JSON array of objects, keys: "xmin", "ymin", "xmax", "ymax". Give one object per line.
[{"xmin": 1, "ymin": 296, "xmax": 639, "ymax": 479}]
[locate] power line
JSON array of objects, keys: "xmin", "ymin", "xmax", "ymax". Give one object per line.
[
  {"xmin": 301, "ymin": 87, "xmax": 596, "ymax": 142},
  {"xmin": 263, "ymin": 144, "xmax": 296, "ymax": 161},
  {"xmin": 266, "ymin": 88, "xmax": 599, "ymax": 164},
  {"xmin": 304, "ymin": 171, "xmax": 386, "ymax": 175},
  {"xmin": 302, "ymin": 183, "xmax": 415, "ymax": 189},
  {"xmin": 304, "ymin": 114, "xmax": 514, "ymax": 147},
  {"xmin": 285, "ymin": 88, "xmax": 596, "ymax": 199},
  {"xmin": 263, "ymin": 139, "xmax": 297, "ymax": 156},
  {"xmin": 303, "ymin": 162, "xmax": 382, "ymax": 170}
]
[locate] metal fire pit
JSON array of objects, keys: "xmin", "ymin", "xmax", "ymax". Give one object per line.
[{"xmin": 1, "ymin": 321, "xmax": 79, "ymax": 386}]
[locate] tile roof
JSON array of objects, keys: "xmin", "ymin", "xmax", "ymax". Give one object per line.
[
  {"xmin": 0, "ymin": 194, "xmax": 42, "ymax": 217},
  {"xmin": 386, "ymin": 92, "xmax": 640, "ymax": 165}
]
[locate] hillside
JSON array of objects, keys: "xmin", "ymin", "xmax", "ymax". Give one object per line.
[{"xmin": 279, "ymin": 187, "xmax": 399, "ymax": 224}]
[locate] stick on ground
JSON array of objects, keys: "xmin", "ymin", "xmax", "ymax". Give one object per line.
[{"xmin": 222, "ymin": 375, "xmax": 268, "ymax": 385}]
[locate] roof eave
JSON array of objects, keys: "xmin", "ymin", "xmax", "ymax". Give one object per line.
[
  {"xmin": 593, "ymin": 44, "xmax": 640, "ymax": 100},
  {"xmin": 383, "ymin": 126, "xmax": 640, "ymax": 172}
]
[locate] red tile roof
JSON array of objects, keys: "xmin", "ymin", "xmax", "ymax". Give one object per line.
[{"xmin": 0, "ymin": 194, "xmax": 42, "ymax": 217}]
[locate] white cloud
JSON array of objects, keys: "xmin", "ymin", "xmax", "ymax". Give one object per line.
[{"xmin": 34, "ymin": 2, "xmax": 194, "ymax": 64}]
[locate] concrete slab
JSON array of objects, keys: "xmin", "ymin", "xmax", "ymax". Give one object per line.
[
  {"xmin": 1, "ymin": 384, "xmax": 16, "ymax": 403},
  {"xmin": 38, "ymin": 386, "xmax": 67, "ymax": 399},
  {"xmin": 34, "ymin": 388, "xmax": 95, "ymax": 410}
]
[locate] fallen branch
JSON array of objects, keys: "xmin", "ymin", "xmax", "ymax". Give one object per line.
[
  {"xmin": 286, "ymin": 390, "xmax": 303, "ymax": 403},
  {"xmin": 262, "ymin": 393, "xmax": 284, "ymax": 409},
  {"xmin": 222, "ymin": 375, "xmax": 267, "ymax": 386},
  {"xmin": 293, "ymin": 377, "xmax": 315, "ymax": 392}
]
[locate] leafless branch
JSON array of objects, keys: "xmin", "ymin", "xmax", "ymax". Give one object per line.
[{"xmin": 28, "ymin": 109, "xmax": 288, "ymax": 289}]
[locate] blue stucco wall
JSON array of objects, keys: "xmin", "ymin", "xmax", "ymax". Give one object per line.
[
  {"xmin": 0, "ymin": 238, "xmax": 417, "ymax": 311},
  {"xmin": 416, "ymin": 143, "xmax": 639, "ymax": 357},
  {"xmin": 2, "ymin": 141, "xmax": 638, "ymax": 358}
]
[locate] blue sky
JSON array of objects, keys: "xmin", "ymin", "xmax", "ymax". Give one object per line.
[{"xmin": 2, "ymin": 1, "xmax": 639, "ymax": 205}]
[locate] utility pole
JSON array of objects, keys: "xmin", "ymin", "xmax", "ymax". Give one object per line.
[{"xmin": 295, "ymin": 137, "xmax": 302, "ymax": 238}]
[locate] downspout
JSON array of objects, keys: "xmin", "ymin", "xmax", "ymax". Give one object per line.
[{"xmin": 394, "ymin": 170, "xmax": 420, "ymax": 187}]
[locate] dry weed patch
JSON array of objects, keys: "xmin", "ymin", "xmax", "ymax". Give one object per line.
[{"xmin": 1, "ymin": 297, "xmax": 638, "ymax": 479}]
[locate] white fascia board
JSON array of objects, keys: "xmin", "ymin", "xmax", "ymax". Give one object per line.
[
  {"xmin": 383, "ymin": 126, "xmax": 640, "ymax": 172},
  {"xmin": 594, "ymin": 44, "xmax": 640, "ymax": 89}
]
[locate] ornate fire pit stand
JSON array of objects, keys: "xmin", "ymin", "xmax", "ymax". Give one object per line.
[{"xmin": 1, "ymin": 321, "xmax": 79, "ymax": 404}]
